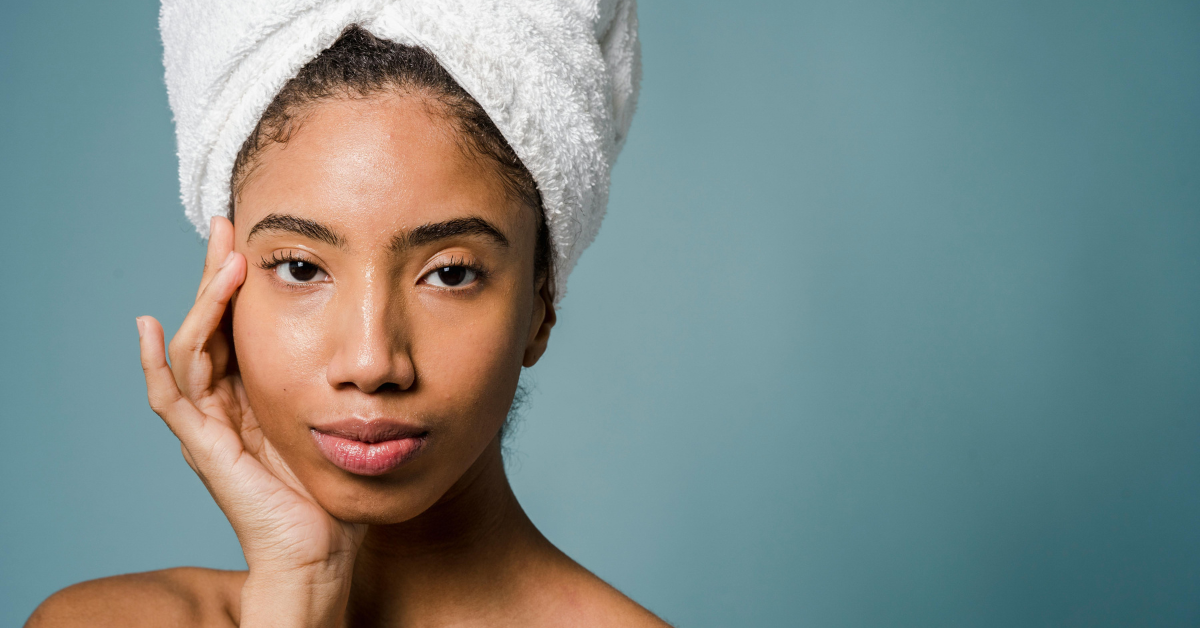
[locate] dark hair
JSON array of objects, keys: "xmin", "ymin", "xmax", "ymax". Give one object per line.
[{"xmin": 229, "ymin": 25, "xmax": 554, "ymax": 293}]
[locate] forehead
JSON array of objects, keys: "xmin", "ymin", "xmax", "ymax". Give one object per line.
[{"xmin": 235, "ymin": 94, "xmax": 527, "ymax": 245}]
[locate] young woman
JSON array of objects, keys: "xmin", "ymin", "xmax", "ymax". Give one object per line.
[{"xmin": 28, "ymin": 5, "xmax": 666, "ymax": 626}]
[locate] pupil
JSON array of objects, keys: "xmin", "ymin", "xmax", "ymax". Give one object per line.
[
  {"xmin": 437, "ymin": 266, "xmax": 466, "ymax": 286},
  {"xmin": 289, "ymin": 261, "xmax": 318, "ymax": 281}
]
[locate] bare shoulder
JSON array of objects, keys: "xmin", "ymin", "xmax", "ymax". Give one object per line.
[
  {"xmin": 569, "ymin": 575, "xmax": 674, "ymax": 628},
  {"xmin": 528, "ymin": 560, "xmax": 674, "ymax": 628},
  {"xmin": 25, "ymin": 567, "xmax": 246, "ymax": 628}
]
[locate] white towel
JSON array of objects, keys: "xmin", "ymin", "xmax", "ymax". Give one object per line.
[{"xmin": 160, "ymin": 0, "xmax": 641, "ymax": 303}]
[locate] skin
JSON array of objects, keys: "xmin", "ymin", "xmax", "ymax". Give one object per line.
[{"xmin": 27, "ymin": 94, "xmax": 670, "ymax": 628}]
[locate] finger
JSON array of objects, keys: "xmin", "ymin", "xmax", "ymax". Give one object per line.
[
  {"xmin": 169, "ymin": 251, "xmax": 247, "ymax": 396},
  {"xmin": 138, "ymin": 316, "xmax": 206, "ymax": 443},
  {"xmin": 180, "ymin": 443, "xmax": 200, "ymax": 475},
  {"xmin": 142, "ymin": 317, "xmax": 245, "ymax": 495},
  {"xmin": 196, "ymin": 216, "xmax": 237, "ymax": 301}
]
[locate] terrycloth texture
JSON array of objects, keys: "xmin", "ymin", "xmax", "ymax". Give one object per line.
[{"xmin": 161, "ymin": 0, "xmax": 640, "ymax": 302}]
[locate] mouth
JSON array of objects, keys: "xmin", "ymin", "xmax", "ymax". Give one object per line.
[{"xmin": 310, "ymin": 419, "xmax": 429, "ymax": 476}]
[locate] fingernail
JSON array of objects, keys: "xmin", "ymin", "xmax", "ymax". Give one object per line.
[
  {"xmin": 136, "ymin": 317, "xmax": 145, "ymax": 338},
  {"xmin": 219, "ymin": 251, "xmax": 236, "ymax": 270}
]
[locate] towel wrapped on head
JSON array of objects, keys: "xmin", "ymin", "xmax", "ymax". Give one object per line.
[{"xmin": 160, "ymin": 0, "xmax": 641, "ymax": 303}]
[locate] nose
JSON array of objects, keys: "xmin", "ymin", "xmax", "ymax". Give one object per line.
[{"xmin": 325, "ymin": 274, "xmax": 415, "ymax": 393}]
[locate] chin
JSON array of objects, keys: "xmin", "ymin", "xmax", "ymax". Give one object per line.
[
  {"xmin": 332, "ymin": 507, "xmax": 418, "ymax": 526},
  {"xmin": 314, "ymin": 482, "xmax": 441, "ymax": 525}
]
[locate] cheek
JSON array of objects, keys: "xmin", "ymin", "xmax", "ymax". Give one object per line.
[
  {"xmin": 231, "ymin": 281, "xmax": 331, "ymax": 421},
  {"xmin": 413, "ymin": 295, "xmax": 528, "ymax": 424}
]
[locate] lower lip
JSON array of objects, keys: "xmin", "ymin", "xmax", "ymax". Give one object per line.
[{"xmin": 311, "ymin": 431, "xmax": 427, "ymax": 476}]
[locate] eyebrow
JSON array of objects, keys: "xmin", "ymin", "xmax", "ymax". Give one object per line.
[
  {"xmin": 247, "ymin": 213, "xmax": 346, "ymax": 248},
  {"xmin": 245, "ymin": 213, "xmax": 509, "ymax": 252},
  {"xmin": 391, "ymin": 217, "xmax": 510, "ymax": 252}
]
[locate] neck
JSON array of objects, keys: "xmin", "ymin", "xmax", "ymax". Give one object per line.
[{"xmin": 345, "ymin": 438, "xmax": 553, "ymax": 626}]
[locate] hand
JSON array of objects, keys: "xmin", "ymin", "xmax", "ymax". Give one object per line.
[{"xmin": 137, "ymin": 217, "xmax": 364, "ymax": 627}]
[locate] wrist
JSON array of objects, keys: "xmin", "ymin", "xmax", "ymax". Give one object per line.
[{"xmin": 240, "ymin": 565, "xmax": 353, "ymax": 628}]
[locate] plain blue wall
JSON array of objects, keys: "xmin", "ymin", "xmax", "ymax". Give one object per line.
[{"xmin": 2, "ymin": 1, "xmax": 1198, "ymax": 626}]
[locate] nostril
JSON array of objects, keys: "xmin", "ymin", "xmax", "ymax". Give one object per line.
[{"xmin": 374, "ymin": 382, "xmax": 403, "ymax": 394}]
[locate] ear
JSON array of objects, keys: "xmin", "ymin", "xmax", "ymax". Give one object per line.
[{"xmin": 522, "ymin": 278, "xmax": 557, "ymax": 367}]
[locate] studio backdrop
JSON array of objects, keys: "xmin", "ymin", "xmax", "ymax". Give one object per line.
[{"xmin": 1, "ymin": 1, "xmax": 1198, "ymax": 626}]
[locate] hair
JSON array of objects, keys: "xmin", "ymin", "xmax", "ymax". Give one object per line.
[{"xmin": 229, "ymin": 24, "xmax": 554, "ymax": 294}]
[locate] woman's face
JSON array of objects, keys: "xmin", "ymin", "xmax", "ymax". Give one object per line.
[{"xmin": 230, "ymin": 93, "xmax": 552, "ymax": 523}]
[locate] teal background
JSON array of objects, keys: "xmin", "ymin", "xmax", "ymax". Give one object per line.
[{"xmin": 2, "ymin": 0, "xmax": 1198, "ymax": 625}]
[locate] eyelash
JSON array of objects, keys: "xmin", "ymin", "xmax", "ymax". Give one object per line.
[
  {"xmin": 256, "ymin": 252, "xmax": 490, "ymax": 287},
  {"xmin": 257, "ymin": 250, "xmax": 318, "ymax": 271},
  {"xmin": 256, "ymin": 250, "xmax": 327, "ymax": 291},
  {"xmin": 430, "ymin": 255, "xmax": 485, "ymax": 274},
  {"xmin": 424, "ymin": 256, "xmax": 490, "ymax": 286}
]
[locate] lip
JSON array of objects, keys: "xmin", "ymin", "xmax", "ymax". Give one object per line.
[{"xmin": 310, "ymin": 418, "xmax": 428, "ymax": 476}]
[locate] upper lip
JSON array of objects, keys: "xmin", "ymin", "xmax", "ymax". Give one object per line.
[{"xmin": 311, "ymin": 418, "xmax": 427, "ymax": 443}]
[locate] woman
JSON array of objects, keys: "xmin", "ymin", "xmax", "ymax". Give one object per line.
[{"xmin": 28, "ymin": 1, "xmax": 666, "ymax": 625}]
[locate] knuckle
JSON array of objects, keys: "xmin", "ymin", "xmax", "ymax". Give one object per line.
[
  {"xmin": 146, "ymin": 388, "xmax": 178, "ymax": 416},
  {"xmin": 170, "ymin": 327, "xmax": 212, "ymax": 359},
  {"xmin": 180, "ymin": 444, "xmax": 199, "ymax": 468},
  {"xmin": 203, "ymin": 289, "xmax": 227, "ymax": 309},
  {"xmin": 147, "ymin": 396, "xmax": 168, "ymax": 415}
]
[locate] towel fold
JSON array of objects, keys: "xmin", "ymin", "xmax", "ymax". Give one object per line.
[{"xmin": 161, "ymin": 0, "xmax": 641, "ymax": 302}]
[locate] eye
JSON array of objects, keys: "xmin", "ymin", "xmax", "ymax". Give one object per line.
[
  {"xmin": 424, "ymin": 265, "xmax": 478, "ymax": 288},
  {"xmin": 275, "ymin": 259, "xmax": 328, "ymax": 284}
]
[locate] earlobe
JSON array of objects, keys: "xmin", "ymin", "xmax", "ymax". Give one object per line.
[{"xmin": 522, "ymin": 280, "xmax": 556, "ymax": 368}]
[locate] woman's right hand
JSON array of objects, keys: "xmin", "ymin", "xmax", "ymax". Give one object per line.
[{"xmin": 137, "ymin": 217, "xmax": 364, "ymax": 628}]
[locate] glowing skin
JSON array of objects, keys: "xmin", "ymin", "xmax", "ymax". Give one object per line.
[
  {"xmin": 28, "ymin": 93, "xmax": 669, "ymax": 628},
  {"xmin": 230, "ymin": 94, "xmax": 547, "ymax": 525}
]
